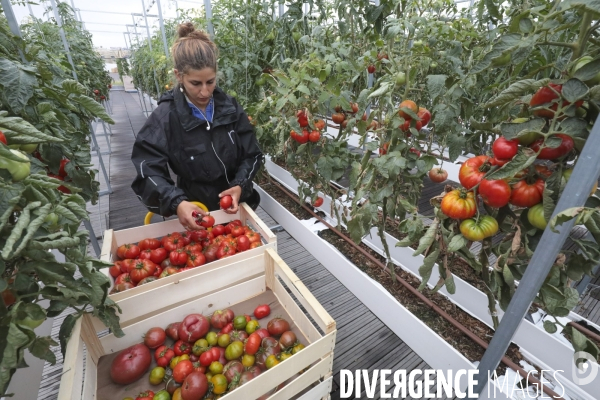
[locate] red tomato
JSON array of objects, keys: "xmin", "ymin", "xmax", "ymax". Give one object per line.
[
  {"xmin": 155, "ymin": 345, "xmax": 175, "ymax": 368},
  {"xmin": 170, "ymin": 249, "xmax": 189, "ymax": 266},
  {"xmin": 237, "ymin": 235, "xmax": 250, "ymax": 251},
  {"xmin": 245, "ymin": 332, "xmax": 262, "ymax": 355},
  {"xmin": 231, "ymin": 225, "xmax": 245, "ymax": 237},
  {"xmin": 417, "ymin": 107, "xmax": 431, "ymax": 126},
  {"xmin": 254, "ymin": 304, "xmax": 271, "ymax": 319},
  {"xmin": 138, "ymin": 248, "xmax": 153, "ymax": 261},
  {"xmin": 478, "ymin": 179, "xmax": 512, "ymax": 208},
  {"xmin": 510, "ymin": 179, "xmax": 544, "ymax": 208},
  {"xmin": 530, "ymin": 134, "xmax": 574, "ymax": 160},
  {"xmin": 0, "ymin": 131, "xmax": 7, "ymax": 145},
  {"xmin": 181, "ymin": 371, "xmax": 208, "ymax": 399},
  {"xmin": 220, "ymin": 195, "xmax": 233, "ymax": 210},
  {"xmin": 211, "ymin": 309, "xmax": 234, "ymax": 329},
  {"xmin": 331, "ymin": 113, "xmax": 345, "ymax": 124},
  {"xmin": 117, "ymin": 243, "xmax": 140, "ymax": 259},
  {"xmin": 200, "ymin": 215, "xmax": 215, "ymax": 228},
  {"xmin": 184, "ymin": 243, "xmax": 203, "ymax": 254},
  {"xmin": 530, "ymin": 83, "xmax": 582, "ymax": 119},
  {"xmin": 186, "ymin": 251, "xmax": 206, "ymax": 268},
  {"xmin": 219, "ymin": 322, "xmax": 234, "ymax": 335},
  {"xmin": 223, "ymin": 360, "xmax": 244, "ymax": 383},
  {"xmin": 115, "ymin": 272, "xmax": 133, "ymax": 285},
  {"xmin": 409, "ymin": 147, "xmax": 421, "ymax": 157},
  {"xmin": 109, "ymin": 263, "xmax": 122, "ymax": 278},
  {"xmin": 295, "ymin": 130, "xmax": 309, "ymax": 144},
  {"xmin": 267, "ymin": 318, "xmax": 290, "ymax": 336},
  {"xmin": 398, "ymin": 100, "xmax": 418, "ymax": 120},
  {"xmin": 211, "ymin": 224, "xmax": 226, "ymax": 236},
  {"xmin": 254, "ymin": 328, "xmax": 270, "ymax": 340},
  {"xmin": 110, "ymin": 343, "xmax": 151, "ymax": 384},
  {"xmin": 440, "ymin": 190, "xmax": 477, "ymax": 219},
  {"xmin": 189, "ymin": 229, "xmax": 208, "ymax": 242},
  {"xmin": 163, "ymin": 236, "xmax": 184, "ymax": 252},
  {"xmin": 492, "ymin": 137, "xmax": 519, "ymax": 160},
  {"xmin": 138, "ymin": 238, "xmax": 161, "ymax": 250},
  {"xmin": 129, "ymin": 259, "xmax": 158, "ymax": 284},
  {"xmin": 144, "ymin": 327, "xmax": 166, "ymax": 349},
  {"xmin": 459, "ymin": 155, "xmax": 491, "ymax": 189},
  {"xmin": 174, "ymin": 340, "xmax": 192, "ymax": 356},
  {"xmin": 199, "ymin": 348, "xmax": 219, "ymax": 366},
  {"xmin": 308, "ymin": 130, "xmax": 320, "ymax": 142},
  {"xmin": 179, "ymin": 314, "xmax": 210, "ymax": 343},
  {"xmin": 490, "ymin": 157, "xmax": 509, "ymax": 167},
  {"xmin": 216, "ymin": 244, "xmax": 236, "ymax": 259},
  {"xmin": 166, "ymin": 322, "xmax": 181, "ymax": 341},
  {"xmin": 173, "ymin": 359, "xmax": 194, "ymax": 383},
  {"xmin": 135, "ymin": 391, "xmax": 155, "ymax": 400},
  {"xmin": 58, "ymin": 158, "xmax": 70, "ymax": 178},
  {"xmin": 313, "ymin": 197, "xmax": 324, "ymax": 207},
  {"xmin": 203, "ymin": 244, "xmax": 219, "ymax": 262},
  {"xmin": 314, "ymin": 119, "xmax": 326, "ymax": 130},
  {"xmin": 367, "ymin": 64, "xmax": 376, "ymax": 73},
  {"xmin": 428, "ymin": 168, "xmax": 448, "ymax": 183},
  {"xmin": 246, "ymin": 231, "xmax": 261, "ymax": 244}
]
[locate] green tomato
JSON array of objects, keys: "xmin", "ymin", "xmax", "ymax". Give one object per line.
[
  {"xmin": 152, "ymin": 391, "xmax": 170, "ymax": 400},
  {"xmin": 19, "ymin": 143, "xmax": 38, "ymax": 153},
  {"xmin": 0, "ymin": 149, "xmax": 31, "ymax": 181},
  {"xmin": 292, "ymin": 32, "xmax": 302, "ymax": 42},
  {"xmin": 245, "ymin": 320, "xmax": 260, "ymax": 334},
  {"xmin": 206, "ymin": 331, "xmax": 218, "ymax": 346},
  {"xmin": 229, "ymin": 90, "xmax": 237, "ymax": 98},
  {"xmin": 266, "ymin": 31, "xmax": 275, "ymax": 41},
  {"xmin": 255, "ymin": 77, "xmax": 266, "ymax": 87},
  {"xmin": 15, "ymin": 316, "xmax": 45, "ymax": 329},
  {"xmin": 430, "ymin": 62, "xmax": 438, "ymax": 69},
  {"xmin": 225, "ymin": 341, "xmax": 244, "ymax": 360},
  {"xmin": 527, "ymin": 204, "xmax": 547, "ymax": 230},
  {"xmin": 233, "ymin": 315, "xmax": 247, "ymax": 330},
  {"xmin": 511, "ymin": 118, "xmax": 542, "ymax": 145},
  {"xmin": 217, "ymin": 333, "xmax": 230, "ymax": 348},
  {"xmin": 149, "ymin": 366, "xmax": 165, "ymax": 385},
  {"xmin": 44, "ymin": 212, "xmax": 59, "ymax": 226},
  {"xmin": 395, "ymin": 72, "xmax": 406, "ymax": 86},
  {"xmin": 459, "ymin": 216, "xmax": 499, "ymax": 241}
]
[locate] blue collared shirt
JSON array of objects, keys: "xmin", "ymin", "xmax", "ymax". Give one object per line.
[{"xmin": 187, "ymin": 98, "xmax": 214, "ymax": 123}]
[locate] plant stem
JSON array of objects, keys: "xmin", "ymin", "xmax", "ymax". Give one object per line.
[
  {"xmin": 480, "ymin": 237, "xmax": 500, "ymax": 329},
  {"xmin": 572, "ymin": 11, "xmax": 593, "ymax": 60}
]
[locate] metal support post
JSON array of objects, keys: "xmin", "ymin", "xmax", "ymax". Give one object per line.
[
  {"xmin": 474, "ymin": 114, "xmax": 600, "ymax": 395},
  {"xmin": 100, "ymin": 120, "xmax": 112, "ymax": 154},
  {"xmin": 203, "ymin": 0, "xmax": 214, "ymax": 37},
  {"xmin": 69, "ymin": 0, "xmax": 79, "ymax": 21},
  {"xmin": 140, "ymin": 0, "xmax": 163, "ymax": 97},
  {"xmin": 88, "ymin": 122, "xmax": 113, "ymax": 195},
  {"xmin": 49, "ymin": 0, "xmax": 78, "ymax": 81},
  {"xmin": 83, "ymin": 219, "xmax": 101, "ymax": 257},
  {"xmin": 131, "ymin": 19, "xmax": 155, "ymax": 112},
  {"xmin": 279, "ymin": 2, "xmax": 284, "ymax": 17},
  {"xmin": 175, "ymin": 0, "xmax": 179, "ymax": 20},
  {"xmin": 1, "ymin": 0, "xmax": 26, "ymax": 62},
  {"xmin": 156, "ymin": 0, "xmax": 170, "ymax": 58}
]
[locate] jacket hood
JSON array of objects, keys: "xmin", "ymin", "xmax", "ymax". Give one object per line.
[{"xmin": 158, "ymin": 90, "xmax": 174, "ymax": 104}]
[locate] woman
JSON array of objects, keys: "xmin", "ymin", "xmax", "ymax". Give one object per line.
[{"xmin": 131, "ymin": 22, "xmax": 262, "ymax": 230}]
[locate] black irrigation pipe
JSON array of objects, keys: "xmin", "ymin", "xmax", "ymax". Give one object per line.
[{"xmin": 267, "ymin": 178, "xmax": 564, "ymax": 400}]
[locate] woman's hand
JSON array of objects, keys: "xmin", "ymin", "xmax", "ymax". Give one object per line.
[
  {"xmin": 177, "ymin": 200, "xmax": 207, "ymax": 230},
  {"xmin": 219, "ymin": 186, "xmax": 242, "ymax": 214}
]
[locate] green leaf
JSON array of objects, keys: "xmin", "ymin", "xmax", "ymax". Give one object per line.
[
  {"xmin": 413, "ymin": 220, "xmax": 438, "ymax": 256},
  {"xmin": 0, "ymin": 181, "xmax": 24, "ymax": 232},
  {"xmin": 0, "ymin": 59, "xmax": 37, "ymax": 113},
  {"xmin": 447, "ymin": 134, "xmax": 466, "ymax": 161},
  {"xmin": 73, "ymin": 95, "xmax": 114, "ymax": 124},
  {"xmin": 61, "ymin": 79, "xmax": 87, "ymax": 95},
  {"xmin": 0, "ymin": 116, "xmax": 62, "ymax": 144},
  {"xmin": 296, "ymin": 84, "xmax": 310, "ymax": 95},
  {"xmin": 426, "ymin": 75, "xmax": 447, "ymax": 102},
  {"xmin": 418, "ymin": 248, "xmax": 439, "ymax": 291},
  {"xmin": 483, "ymin": 78, "xmax": 550, "ymax": 108},
  {"xmin": 59, "ymin": 314, "xmax": 78, "ymax": 358},
  {"xmin": 562, "ymin": 78, "xmax": 589, "ymax": 103},
  {"xmin": 500, "ymin": 118, "xmax": 546, "ymax": 140},
  {"xmin": 445, "ymin": 273, "xmax": 456, "ymax": 294},
  {"xmin": 29, "ymin": 337, "xmax": 57, "ymax": 364},
  {"xmin": 487, "ymin": 149, "xmax": 537, "ymax": 180},
  {"xmin": 543, "ymin": 320, "xmax": 558, "ymax": 334},
  {"xmin": 448, "ymin": 234, "xmax": 467, "ymax": 251},
  {"xmin": 368, "ymin": 82, "xmax": 391, "ymax": 99}
]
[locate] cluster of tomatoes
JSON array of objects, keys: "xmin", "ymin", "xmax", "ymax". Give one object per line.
[
  {"xmin": 330, "ymin": 102, "xmax": 380, "ymax": 131},
  {"xmin": 439, "ymin": 82, "xmax": 587, "ymax": 240},
  {"xmin": 379, "ymin": 99, "xmax": 431, "ymax": 156},
  {"xmin": 109, "ymin": 218, "xmax": 262, "ymax": 294},
  {"xmin": 289, "ymin": 109, "xmax": 324, "ymax": 144},
  {"xmin": 93, "ymin": 88, "xmax": 106, "ymax": 101},
  {"xmin": 113, "ymin": 304, "xmax": 304, "ymax": 400}
]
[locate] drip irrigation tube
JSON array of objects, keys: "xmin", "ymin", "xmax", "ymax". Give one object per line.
[{"xmin": 268, "ymin": 178, "xmax": 565, "ymax": 400}]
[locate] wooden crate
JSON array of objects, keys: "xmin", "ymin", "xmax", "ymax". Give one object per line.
[
  {"xmin": 100, "ymin": 203, "xmax": 278, "ymax": 303},
  {"xmin": 58, "ymin": 248, "xmax": 336, "ymax": 400}
]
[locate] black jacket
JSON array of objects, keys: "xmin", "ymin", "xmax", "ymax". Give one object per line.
[{"xmin": 131, "ymin": 85, "xmax": 263, "ymax": 215}]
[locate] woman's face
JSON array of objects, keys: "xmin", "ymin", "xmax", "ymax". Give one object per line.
[{"xmin": 175, "ymin": 67, "xmax": 217, "ymax": 109}]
